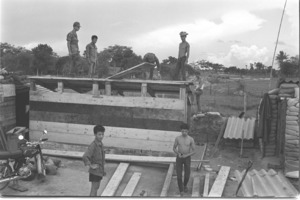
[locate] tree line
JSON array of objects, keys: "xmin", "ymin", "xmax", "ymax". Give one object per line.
[{"xmin": 0, "ymin": 42, "xmax": 298, "ymax": 78}]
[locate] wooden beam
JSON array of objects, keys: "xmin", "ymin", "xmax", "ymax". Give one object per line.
[
  {"xmin": 92, "ymin": 82, "xmax": 99, "ymax": 97},
  {"xmin": 106, "ymin": 62, "xmax": 155, "ymax": 79},
  {"xmin": 203, "ymin": 173, "xmax": 210, "ymax": 197},
  {"xmin": 57, "ymin": 81, "xmax": 64, "ymax": 93},
  {"xmin": 197, "ymin": 143, "xmax": 207, "ymax": 171},
  {"xmin": 101, "ymin": 162, "xmax": 130, "ymax": 196},
  {"xmin": 208, "ymin": 166, "xmax": 230, "ymax": 197},
  {"xmin": 30, "ymin": 91, "xmax": 185, "ymax": 110},
  {"xmin": 179, "ymin": 86, "xmax": 187, "ymax": 122},
  {"xmin": 30, "ymin": 121, "xmax": 181, "ymax": 142},
  {"xmin": 105, "ymin": 82, "xmax": 111, "ymax": 96},
  {"xmin": 141, "ymin": 83, "xmax": 147, "ymax": 97},
  {"xmin": 30, "ymin": 81, "xmax": 36, "ymax": 91},
  {"xmin": 192, "ymin": 176, "xmax": 200, "ymax": 197},
  {"xmin": 121, "ymin": 172, "xmax": 141, "ymax": 196},
  {"xmin": 42, "ymin": 149, "xmax": 208, "ymax": 164},
  {"xmin": 211, "ymin": 118, "xmax": 228, "ymax": 158},
  {"xmin": 160, "ymin": 163, "xmax": 174, "ymax": 197}
]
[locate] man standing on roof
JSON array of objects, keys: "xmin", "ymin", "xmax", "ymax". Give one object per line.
[
  {"xmin": 174, "ymin": 31, "xmax": 190, "ymax": 81},
  {"xmin": 86, "ymin": 35, "xmax": 98, "ymax": 78},
  {"xmin": 143, "ymin": 53, "xmax": 161, "ymax": 80},
  {"xmin": 67, "ymin": 21, "xmax": 81, "ymax": 76}
]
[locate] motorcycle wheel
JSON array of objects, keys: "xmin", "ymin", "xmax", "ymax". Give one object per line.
[{"xmin": 0, "ymin": 165, "xmax": 13, "ymax": 190}]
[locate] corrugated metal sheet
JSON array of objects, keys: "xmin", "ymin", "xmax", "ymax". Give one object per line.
[
  {"xmin": 223, "ymin": 116, "xmax": 255, "ymax": 139},
  {"xmin": 234, "ymin": 169, "xmax": 298, "ymax": 197}
]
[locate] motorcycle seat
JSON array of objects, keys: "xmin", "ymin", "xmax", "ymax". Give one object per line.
[{"xmin": 0, "ymin": 150, "xmax": 23, "ymax": 159}]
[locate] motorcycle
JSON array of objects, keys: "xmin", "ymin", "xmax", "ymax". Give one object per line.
[{"xmin": 0, "ymin": 130, "xmax": 48, "ymax": 190}]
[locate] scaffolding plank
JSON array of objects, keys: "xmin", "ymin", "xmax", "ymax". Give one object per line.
[
  {"xmin": 101, "ymin": 162, "xmax": 129, "ymax": 196},
  {"xmin": 121, "ymin": 172, "xmax": 141, "ymax": 196},
  {"xmin": 192, "ymin": 176, "xmax": 200, "ymax": 197},
  {"xmin": 203, "ymin": 173, "xmax": 210, "ymax": 197},
  {"xmin": 160, "ymin": 163, "xmax": 174, "ymax": 197},
  {"xmin": 208, "ymin": 166, "xmax": 230, "ymax": 197}
]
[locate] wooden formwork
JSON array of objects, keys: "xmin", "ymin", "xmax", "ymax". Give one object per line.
[{"xmin": 28, "ymin": 76, "xmax": 193, "ymax": 153}]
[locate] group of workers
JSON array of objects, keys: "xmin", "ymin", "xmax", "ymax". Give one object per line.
[{"xmin": 66, "ymin": 21, "xmax": 190, "ymax": 81}]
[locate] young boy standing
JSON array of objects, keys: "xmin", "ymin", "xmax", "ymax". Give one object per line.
[
  {"xmin": 174, "ymin": 31, "xmax": 190, "ymax": 81},
  {"xmin": 86, "ymin": 35, "xmax": 98, "ymax": 77},
  {"xmin": 173, "ymin": 123, "xmax": 195, "ymax": 197},
  {"xmin": 83, "ymin": 125, "xmax": 106, "ymax": 196}
]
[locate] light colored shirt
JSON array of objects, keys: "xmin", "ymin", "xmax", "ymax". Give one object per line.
[
  {"xmin": 86, "ymin": 42, "xmax": 98, "ymax": 63},
  {"xmin": 67, "ymin": 30, "xmax": 79, "ymax": 54},
  {"xmin": 178, "ymin": 41, "xmax": 190, "ymax": 58}
]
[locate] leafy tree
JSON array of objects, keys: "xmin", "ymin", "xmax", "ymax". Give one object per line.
[
  {"xmin": 31, "ymin": 44, "xmax": 55, "ymax": 75},
  {"xmin": 162, "ymin": 56, "xmax": 178, "ymax": 64},
  {"xmin": 276, "ymin": 51, "xmax": 289, "ymax": 65}
]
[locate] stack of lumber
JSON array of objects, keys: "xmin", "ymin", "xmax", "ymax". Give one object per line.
[
  {"xmin": 265, "ymin": 94, "xmax": 279, "ymax": 156},
  {"xmin": 284, "ymin": 98, "xmax": 299, "ymax": 173},
  {"xmin": 279, "ymin": 83, "xmax": 298, "ymax": 98}
]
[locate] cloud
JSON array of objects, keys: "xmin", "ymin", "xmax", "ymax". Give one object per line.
[
  {"xmin": 130, "ymin": 10, "xmax": 265, "ymax": 60},
  {"xmin": 207, "ymin": 44, "xmax": 269, "ymax": 67}
]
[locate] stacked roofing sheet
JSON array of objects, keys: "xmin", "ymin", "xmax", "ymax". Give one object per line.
[
  {"xmin": 234, "ymin": 169, "xmax": 298, "ymax": 197},
  {"xmin": 223, "ymin": 116, "xmax": 256, "ymax": 139}
]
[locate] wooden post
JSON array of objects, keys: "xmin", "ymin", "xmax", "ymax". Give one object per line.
[
  {"xmin": 57, "ymin": 81, "xmax": 64, "ymax": 93},
  {"xmin": 141, "ymin": 83, "xmax": 147, "ymax": 97},
  {"xmin": 203, "ymin": 173, "xmax": 210, "ymax": 197},
  {"xmin": 92, "ymin": 82, "xmax": 99, "ymax": 97},
  {"xmin": 30, "ymin": 81, "xmax": 36, "ymax": 91},
  {"xmin": 298, "ymin": 37, "xmax": 300, "ymax": 190},
  {"xmin": 105, "ymin": 82, "xmax": 111, "ymax": 96},
  {"xmin": 243, "ymin": 92, "xmax": 247, "ymax": 114},
  {"xmin": 180, "ymin": 85, "xmax": 187, "ymax": 122},
  {"xmin": 160, "ymin": 163, "xmax": 174, "ymax": 197}
]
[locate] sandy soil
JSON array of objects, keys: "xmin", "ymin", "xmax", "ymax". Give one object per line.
[{"xmin": 1, "ymin": 143, "xmax": 298, "ymax": 197}]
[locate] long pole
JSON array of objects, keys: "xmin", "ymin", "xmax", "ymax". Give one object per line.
[
  {"xmin": 268, "ymin": 0, "xmax": 287, "ymax": 90},
  {"xmin": 298, "ymin": 0, "xmax": 300, "ymax": 192}
]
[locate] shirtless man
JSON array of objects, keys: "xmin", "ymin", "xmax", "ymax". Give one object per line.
[
  {"xmin": 173, "ymin": 123, "xmax": 196, "ymax": 196},
  {"xmin": 174, "ymin": 31, "xmax": 190, "ymax": 81}
]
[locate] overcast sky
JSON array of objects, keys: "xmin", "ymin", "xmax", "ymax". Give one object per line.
[{"xmin": 0, "ymin": 0, "xmax": 299, "ymax": 68}]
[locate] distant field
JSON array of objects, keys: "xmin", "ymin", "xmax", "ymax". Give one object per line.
[{"xmin": 199, "ymin": 77, "xmax": 280, "ymax": 118}]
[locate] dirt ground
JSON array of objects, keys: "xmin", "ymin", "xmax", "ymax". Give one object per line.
[{"xmin": 0, "ymin": 142, "xmax": 298, "ymax": 197}]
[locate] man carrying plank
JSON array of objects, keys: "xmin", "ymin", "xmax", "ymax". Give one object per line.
[
  {"xmin": 173, "ymin": 123, "xmax": 196, "ymax": 196},
  {"xmin": 142, "ymin": 53, "xmax": 161, "ymax": 80}
]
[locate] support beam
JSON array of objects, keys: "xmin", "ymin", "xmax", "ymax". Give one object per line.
[
  {"xmin": 57, "ymin": 81, "xmax": 64, "ymax": 93},
  {"xmin": 101, "ymin": 162, "xmax": 129, "ymax": 196},
  {"xmin": 179, "ymin": 86, "xmax": 187, "ymax": 122},
  {"xmin": 121, "ymin": 172, "xmax": 141, "ymax": 196},
  {"xmin": 141, "ymin": 83, "xmax": 147, "ymax": 97},
  {"xmin": 147, "ymin": 85, "xmax": 156, "ymax": 97},
  {"xmin": 192, "ymin": 176, "xmax": 200, "ymax": 197},
  {"xmin": 160, "ymin": 163, "xmax": 174, "ymax": 197},
  {"xmin": 30, "ymin": 81, "xmax": 36, "ymax": 91},
  {"xmin": 203, "ymin": 173, "xmax": 210, "ymax": 197},
  {"xmin": 105, "ymin": 82, "xmax": 111, "ymax": 96},
  {"xmin": 208, "ymin": 166, "xmax": 230, "ymax": 197},
  {"xmin": 197, "ymin": 143, "xmax": 207, "ymax": 171},
  {"xmin": 92, "ymin": 82, "xmax": 99, "ymax": 97}
]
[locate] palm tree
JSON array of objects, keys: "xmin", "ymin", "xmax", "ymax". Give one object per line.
[{"xmin": 275, "ymin": 51, "xmax": 289, "ymax": 65}]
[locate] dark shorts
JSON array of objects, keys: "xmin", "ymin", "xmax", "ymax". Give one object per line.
[{"xmin": 89, "ymin": 173, "xmax": 102, "ymax": 182}]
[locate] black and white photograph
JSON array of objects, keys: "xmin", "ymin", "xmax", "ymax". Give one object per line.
[{"xmin": 0, "ymin": 0, "xmax": 299, "ymax": 198}]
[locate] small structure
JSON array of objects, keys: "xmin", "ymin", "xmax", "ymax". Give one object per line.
[{"xmin": 28, "ymin": 76, "xmax": 193, "ymax": 153}]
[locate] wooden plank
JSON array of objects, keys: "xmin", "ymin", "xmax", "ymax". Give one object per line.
[
  {"xmin": 141, "ymin": 83, "xmax": 147, "ymax": 97},
  {"xmin": 29, "ymin": 121, "xmax": 181, "ymax": 142},
  {"xmin": 211, "ymin": 118, "xmax": 228, "ymax": 158},
  {"xmin": 92, "ymin": 82, "xmax": 99, "ymax": 97},
  {"xmin": 29, "ymin": 110, "xmax": 182, "ymax": 131},
  {"xmin": 192, "ymin": 176, "xmax": 200, "ymax": 197},
  {"xmin": 101, "ymin": 162, "xmax": 129, "ymax": 196},
  {"xmin": 106, "ymin": 62, "xmax": 155, "ymax": 79},
  {"xmin": 160, "ymin": 163, "xmax": 174, "ymax": 197},
  {"xmin": 121, "ymin": 172, "xmax": 141, "ymax": 196},
  {"xmin": 208, "ymin": 166, "xmax": 230, "ymax": 197},
  {"xmin": 30, "ymin": 130, "xmax": 175, "ymax": 152},
  {"xmin": 30, "ymin": 81, "xmax": 36, "ymax": 91},
  {"xmin": 42, "ymin": 149, "xmax": 207, "ymax": 163},
  {"xmin": 197, "ymin": 143, "xmax": 207, "ymax": 171},
  {"xmin": 105, "ymin": 82, "xmax": 111, "ymax": 96},
  {"xmin": 30, "ymin": 91, "xmax": 185, "ymax": 110},
  {"xmin": 203, "ymin": 173, "xmax": 210, "ymax": 197},
  {"xmin": 58, "ymin": 81, "xmax": 64, "ymax": 93}
]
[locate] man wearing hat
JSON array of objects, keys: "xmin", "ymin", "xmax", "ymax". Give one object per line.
[
  {"xmin": 66, "ymin": 21, "xmax": 81, "ymax": 76},
  {"xmin": 174, "ymin": 31, "xmax": 190, "ymax": 81},
  {"xmin": 142, "ymin": 53, "xmax": 161, "ymax": 80}
]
